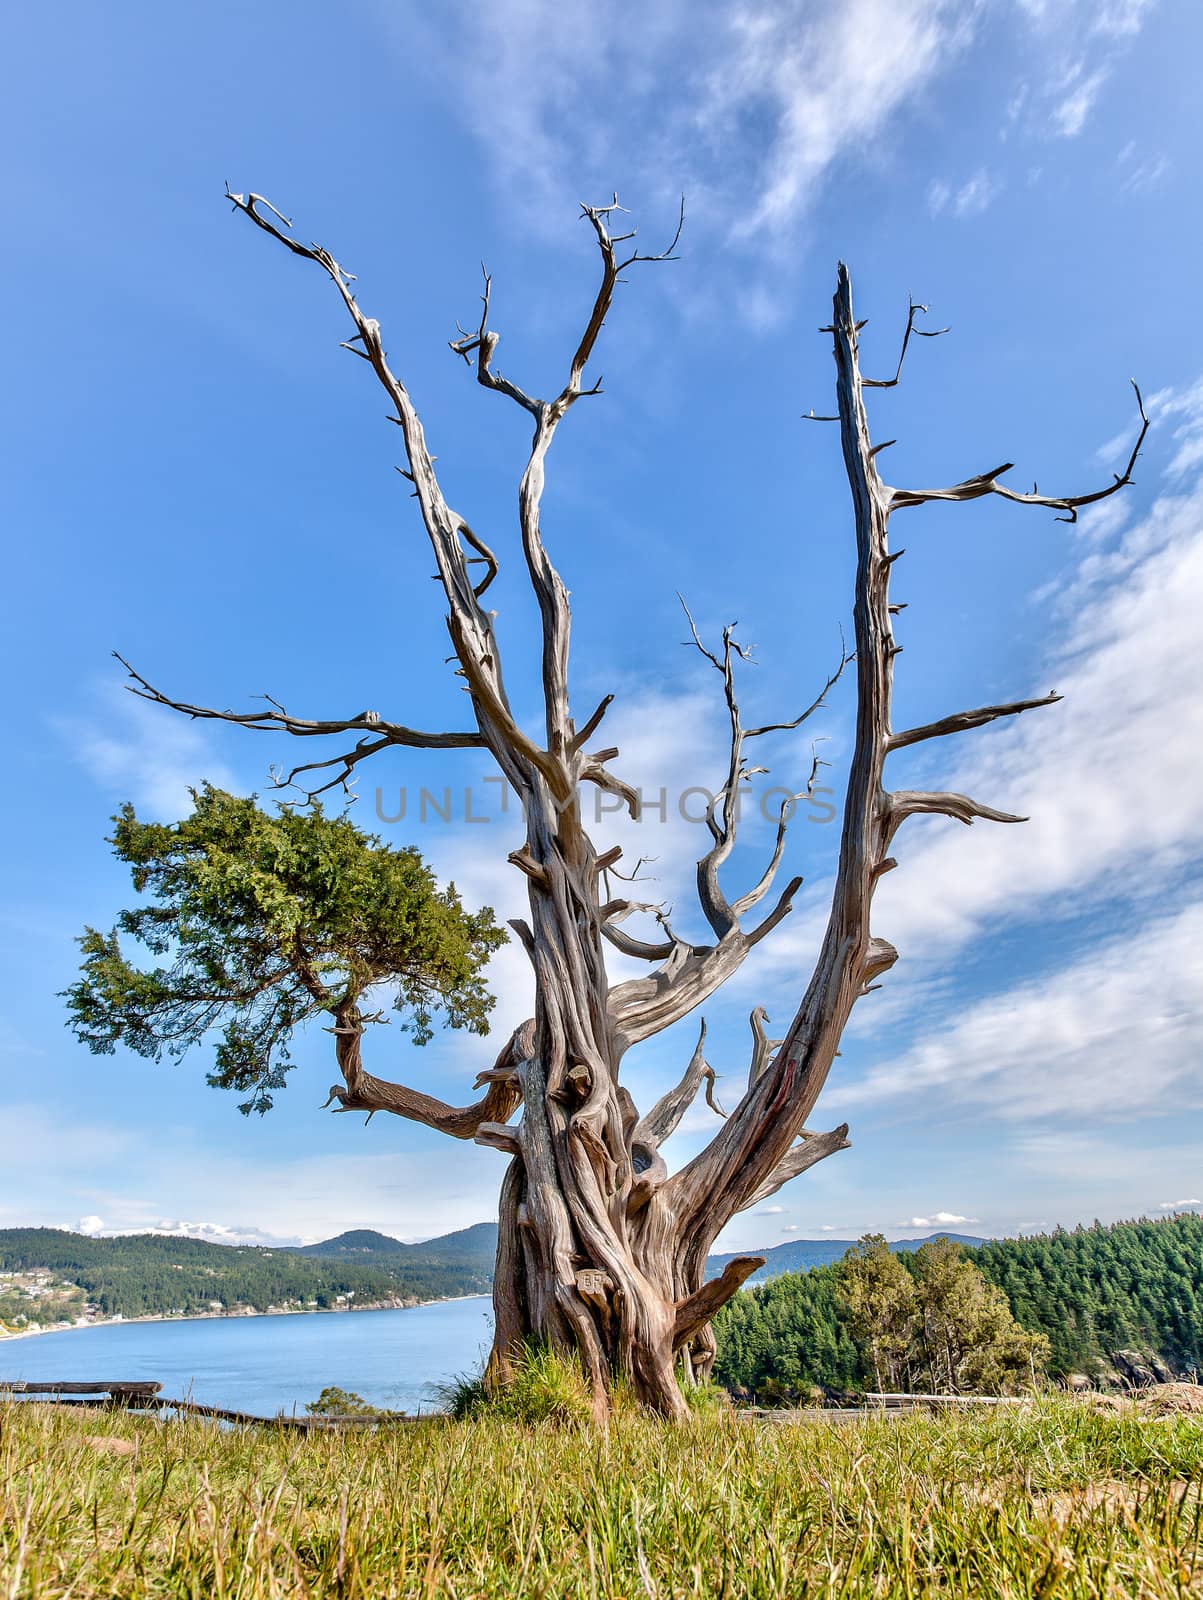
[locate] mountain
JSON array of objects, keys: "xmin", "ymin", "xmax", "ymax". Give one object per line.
[
  {"xmin": 296, "ymin": 1223, "xmax": 498, "ymax": 1275},
  {"xmin": 296, "ymin": 1224, "xmax": 985, "ymax": 1289},
  {"xmin": 705, "ymin": 1232, "xmax": 986, "ymax": 1285}
]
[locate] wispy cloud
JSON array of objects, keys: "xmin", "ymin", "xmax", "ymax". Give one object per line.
[
  {"xmin": 1117, "ymin": 145, "xmax": 1170, "ymax": 195},
  {"xmin": 830, "ymin": 896, "xmax": 1203, "ymax": 1120},
  {"xmin": 72, "ymin": 1216, "xmax": 306, "ymax": 1247},
  {"xmin": 929, "ymin": 168, "xmax": 1000, "ymax": 218},
  {"xmin": 1049, "ymin": 63, "xmax": 1109, "ymax": 136},
  {"xmin": 62, "ymin": 683, "xmax": 239, "ymax": 819},
  {"xmin": 387, "ymin": 0, "xmax": 975, "ymax": 246},
  {"xmin": 1008, "ymin": 0, "xmax": 1153, "ymax": 140}
]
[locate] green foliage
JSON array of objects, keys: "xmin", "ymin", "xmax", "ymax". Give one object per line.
[
  {"xmin": 440, "ymin": 1343, "xmax": 595, "ymax": 1427},
  {"xmin": 973, "ymin": 1212, "xmax": 1203, "ymax": 1376},
  {"xmin": 6, "ymin": 1399, "xmax": 1203, "ymax": 1596},
  {"xmin": 64, "ymin": 785, "xmax": 506, "ymax": 1113},
  {"xmin": 435, "ymin": 1368, "xmax": 490, "ymax": 1421},
  {"xmin": 838, "ymin": 1233, "xmax": 918, "ymax": 1391},
  {"xmin": 0, "ymin": 1229, "xmax": 489, "ymax": 1321},
  {"xmin": 713, "ymin": 1258, "xmax": 864, "ymax": 1401},
  {"xmin": 841, "ymin": 1235, "xmax": 1049, "ymax": 1396},
  {"xmin": 714, "ymin": 1215, "xmax": 1203, "ymax": 1402},
  {"xmin": 677, "ymin": 1376, "xmax": 731, "ymax": 1416},
  {"xmin": 305, "ymin": 1387, "xmax": 380, "ymax": 1417}
]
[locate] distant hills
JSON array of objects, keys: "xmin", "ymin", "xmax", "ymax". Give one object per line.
[
  {"xmin": 0, "ymin": 1226, "xmax": 492, "ymax": 1330},
  {"xmin": 707, "ymin": 1232, "xmax": 986, "ymax": 1285},
  {"xmin": 292, "ymin": 1224, "xmax": 986, "ymax": 1287},
  {"xmin": 294, "ymin": 1224, "xmax": 498, "ymax": 1274},
  {"xmin": 0, "ymin": 1221, "xmax": 985, "ymax": 1332}
]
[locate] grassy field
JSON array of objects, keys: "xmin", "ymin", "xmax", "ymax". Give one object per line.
[{"xmin": 2, "ymin": 1399, "xmax": 1201, "ymax": 1598}]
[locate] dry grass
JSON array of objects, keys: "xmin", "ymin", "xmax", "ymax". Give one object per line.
[{"xmin": 2, "ymin": 1397, "xmax": 1202, "ymax": 1597}]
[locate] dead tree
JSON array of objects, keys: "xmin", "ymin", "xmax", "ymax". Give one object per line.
[{"xmin": 122, "ymin": 190, "xmax": 1147, "ymax": 1419}]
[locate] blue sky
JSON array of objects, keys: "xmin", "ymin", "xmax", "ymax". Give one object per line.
[{"xmin": 4, "ymin": 0, "xmax": 1202, "ymax": 1251}]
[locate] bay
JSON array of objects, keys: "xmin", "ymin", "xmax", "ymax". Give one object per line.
[{"xmin": 0, "ymin": 1296, "xmax": 495, "ymax": 1416}]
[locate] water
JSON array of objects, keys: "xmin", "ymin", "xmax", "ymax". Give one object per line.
[{"xmin": 0, "ymin": 1297, "xmax": 495, "ymax": 1416}]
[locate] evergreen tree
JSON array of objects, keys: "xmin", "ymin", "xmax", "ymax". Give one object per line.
[{"xmin": 65, "ymin": 786, "xmax": 506, "ymax": 1114}]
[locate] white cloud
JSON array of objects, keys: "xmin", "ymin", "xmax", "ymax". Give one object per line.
[
  {"xmin": 389, "ymin": 0, "xmax": 975, "ymax": 245},
  {"xmin": 928, "ymin": 170, "xmax": 999, "ymax": 219},
  {"xmin": 140, "ymin": 1219, "xmax": 306, "ymax": 1247},
  {"xmin": 1090, "ymin": 0, "xmax": 1155, "ymax": 39},
  {"xmin": 1158, "ymin": 1199, "xmax": 1202, "ymax": 1211},
  {"xmin": 712, "ymin": 0, "xmax": 974, "ymax": 237},
  {"xmin": 1117, "ymin": 144, "xmax": 1169, "ymax": 195},
  {"xmin": 1010, "ymin": 0, "xmax": 1152, "ymax": 140},
  {"xmin": 952, "ymin": 168, "xmax": 998, "ymax": 216},
  {"xmin": 70, "ymin": 1213, "xmax": 303, "ymax": 1247},
  {"xmin": 782, "ymin": 1224, "xmax": 800, "ymax": 1232},
  {"xmin": 1014, "ymin": 0, "xmax": 1153, "ymax": 40},
  {"xmin": 62, "ymin": 683, "xmax": 239, "ymax": 819},
  {"xmin": 1050, "ymin": 64, "xmax": 1109, "ymax": 135},
  {"xmin": 831, "ymin": 897, "xmax": 1203, "ymax": 1120},
  {"xmin": 906, "ymin": 1211, "xmax": 976, "ymax": 1227},
  {"xmin": 752, "ymin": 444, "xmax": 1203, "ymax": 1027},
  {"xmin": 757, "ymin": 1204, "xmax": 786, "ymax": 1215}
]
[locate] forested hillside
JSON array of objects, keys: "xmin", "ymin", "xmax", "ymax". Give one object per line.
[
  {"xmin": 974, "ymin": 1215, "xmax": 1203, "ymax": 1375},
  {"xmin": 0, "ymin": 1228, "xmax": 489, "ymax": 1325},
  {"xmin": 714, "ymin": 1215, "xmax": 1203, "ymax": 1399}
]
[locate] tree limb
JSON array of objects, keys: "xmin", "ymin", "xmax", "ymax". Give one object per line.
[
  {"xmin": 888, "ymin": 382, "xmax": 1149, "ymax": 523},
  {"xmin": 324, "ymin": 1020, "xmax": 533, "ymax": 1138},
  {"xmin": 633, "ymin": 1019, "xmax": 723, "ymax": 1150},
  {"xmin": 672, "ymin": 1256, "xmax": 765, "ymax": 1350},
  {"xmin": 889, "ymin": 693, "xmax": 1061, "ymax": 751},
  {"xmin": 861, "ymin": 296, "xmax": 949, "ymax": 390},
  {"xmin": 737, "ymin": 1124, "xmax": 851, "ymax": 1210}
]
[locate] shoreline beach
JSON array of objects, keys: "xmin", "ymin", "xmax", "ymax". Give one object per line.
[{"xmin": 0, "ymin": 1292, "xmax": 490, "ymax": 1345}]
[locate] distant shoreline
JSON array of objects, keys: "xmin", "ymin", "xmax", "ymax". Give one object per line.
[{"xmin": 0, "ymin": 1293, "xmax": 491, "ymax": 1345}]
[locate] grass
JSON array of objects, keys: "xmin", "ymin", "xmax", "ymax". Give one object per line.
[
  {"xmin": 2, "ymin": 1399, "xmax": 1202, "ymax": 1597},
  {"xmin": 437, "ymin": 1343, "xmax": 596, "ymax": 1426}
]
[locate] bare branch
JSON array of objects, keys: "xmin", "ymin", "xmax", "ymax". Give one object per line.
[
  {"xmin": 730, "ymin": 794, "xmax": 803, "ymax": 919},
  {"xmin": 745, "ymin": 1006, "xmax": 780, "ymax": 1090},
  {"xmin": 889, "ymin": 382, "xmax": 1150, "ymax": 523},
  {"xmin": 888, "ymin": 790, "xmax": 1028, "ymax": 828},
  {"xmin": 570, "ymin": 694, "xmax": 614, "ymax": 755},
  {"xmin": 889, "ymin": 692, "xmax": 1061, "ymax": 751},
  {"xmin": 744, "ymin": 631, "xmax": 851, "ymax": 737},
  {"xmin": 634, "ymin": 1020, "xmax": 723, "ymax": 1150},
  {"xmin": 738, "ymin": 1124, "xmax": 851, "ymax": 1210},
  {"xmin": 325, "ymin": 1021, "xmax": 533, "ymax": 1138},
  {"xmin": 457, "ymin": 520, "xmax": 500, "ymax": 598},
  {"xmin": 565, "ymin": 195, "xmax": 684, "ymax": 408},
  {"xmin": 269, "ymin": 736, "xmax": 394, "ymax": 805},
  {"xmin": 449, "ymin": 267, "xmax": 542, "ymax": 417},
  {"xmin": 862, "ymin": 296, "xmax": 949, "ymax": 389},
  {"xmin": 672, "ymin": 1255, "xmax": 764, "ymax": 1350},
  {"xmin": 115, "ymin": 654, "xmax": 485, "ymax": 753},
  {"xmin": 745, "ymin": 874, "xmax": 803, "ymax": 945}
]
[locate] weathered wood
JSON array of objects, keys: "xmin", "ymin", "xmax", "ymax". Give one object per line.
[{"xmin": 0, "ymin": 1381, "xmax": 162, "ymax": 1396}]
